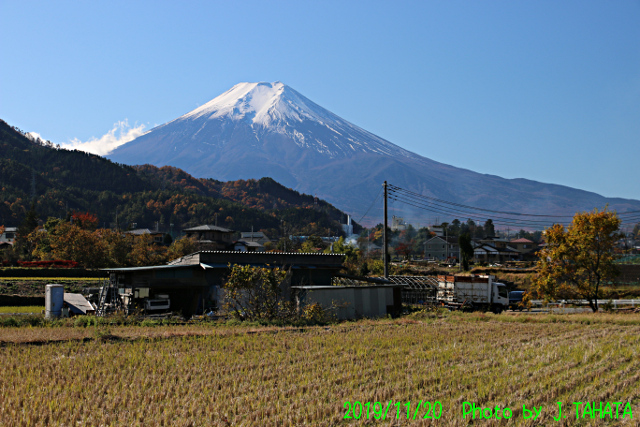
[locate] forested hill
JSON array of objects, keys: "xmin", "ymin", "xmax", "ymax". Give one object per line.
[
  {"xmin": 0, "ymin": 119, "xmax": 356, "ymax": 236},
  {"xmin": 134, "ymin": 165, "xmax": 344, "ymax": 213},
  {"xmin": 0, "ymin": 120, "xmax": 148, "ymax": 195}
]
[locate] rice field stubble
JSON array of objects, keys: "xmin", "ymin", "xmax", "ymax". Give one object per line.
[{"xmin": 1, "ymin": 315, "xmax": 639, "ymax": 426}]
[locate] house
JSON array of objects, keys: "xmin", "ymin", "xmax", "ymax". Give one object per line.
[
  {"xmin": 508, "ymin": 238, "xmax": 536, "ymax": 254},
  {"xmin": 473, "ymin": 243, "xmax": 521, "ymax": 263},
  {"xmin": 240, "ymin": 231, "xmax": 271, "ymax": 246},
  {"xmin": 0, "ymin": 227, "xmax": 17, "ymax": 249},
  {"xmin": 507, "ymin": 237, "xmax": 541, "ymax": 260},
  {"xmin": 183, "ymin": 225, "xmax": 234, "ymax": 251},
  {"xmin": 125, "ymin": 228, "xmax": 169, "ymax": 245},
  {"xmin": 234, "ymin": 240, "xmax": 264, "ymax": 252},
  {"xmin": 424, "ymin": 236, "xmax": 460, "ymax": 261},
  {"xmin": 478, "ymin": 237, "xmax": 510, "ymax": 249}
]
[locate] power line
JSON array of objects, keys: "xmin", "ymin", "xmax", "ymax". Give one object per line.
[
  {"xmin": 387, "ymin": 192, "xmax": 564, "ymax": 227},
  {"xmin": 384, "ymin": 183, "xmax": 640, "ymax": 229},
  {"xmin": 387, "ymin": 183, "xmax": 640, "ymax": 219},
  {"xmin": 388, "ymin": 194, "xmax": 564, "ymax": 229},
  {"xmin": 356, "ymin": 187, "xmax": 383, "ymax": 224}
]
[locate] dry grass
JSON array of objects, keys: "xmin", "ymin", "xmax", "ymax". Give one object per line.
[
  {"xmin": 1, "ymin": 314, "xmax": 639, "ymax": 426},
  {"xmin": 0, "ymin": 306, "xmax": 44, "ymax": 314}
]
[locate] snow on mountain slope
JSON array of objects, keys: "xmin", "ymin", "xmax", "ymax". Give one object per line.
[{"xmin": 149, "ymin": 81, "xmax": 417, "ymax": 159}]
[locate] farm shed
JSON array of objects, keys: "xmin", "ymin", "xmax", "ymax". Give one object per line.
[
  {"xmin": 293, "ymin": 284, "xmax": 403, "ymax": 320},
  {"xmin": 333, "ymin": 274, "xmax": 438, "ymax": 305},
  {"xmin": 101, "ymin": 251, "xmax": 345, "ymax": 318}
]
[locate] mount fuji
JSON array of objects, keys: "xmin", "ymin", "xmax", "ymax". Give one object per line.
[{"xmin": 108, "ymin": 82, "xmax": 640, "ymax": 222}]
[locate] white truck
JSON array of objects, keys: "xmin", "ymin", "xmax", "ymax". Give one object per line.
[{"xmin": 436, "ymin": 274, "xmax": 509, "ymax": 313}]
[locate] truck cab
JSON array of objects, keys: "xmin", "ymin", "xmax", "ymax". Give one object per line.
[{"xmin": 492, "ymin": 282, "xmax": 509, "ymax": 313}]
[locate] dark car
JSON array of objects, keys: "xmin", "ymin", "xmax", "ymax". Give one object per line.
[{"xmin": 508, "ymin": 291, "xmax": 526, "ymax": 311}]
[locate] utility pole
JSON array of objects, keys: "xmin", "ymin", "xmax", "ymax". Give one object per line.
[{"xmin": 383, "ymin": 181, "xmax": 388, "ymax": 278}]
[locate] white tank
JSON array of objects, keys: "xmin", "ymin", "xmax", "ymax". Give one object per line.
[{"xmin": 45, "ymin": 284, "xmax": 64, "ymax": 319}]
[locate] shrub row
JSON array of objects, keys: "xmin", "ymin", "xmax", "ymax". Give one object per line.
[
  {"xmin": 16, "ymin": 260, "xmax": 79, "ymax": 268},
  {"xmin": 0, "ymin": 295, "xmax": 45, "ymax": 307}
]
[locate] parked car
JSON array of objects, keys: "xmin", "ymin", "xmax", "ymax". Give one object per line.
[{"xmin": 508, "ymin": 290, "xmax": 526, "ymax": 310}]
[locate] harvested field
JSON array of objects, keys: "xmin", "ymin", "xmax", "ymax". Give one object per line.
[{"xmin": 1, "ymin": 314, "xmax": 639, "ymax": 426}]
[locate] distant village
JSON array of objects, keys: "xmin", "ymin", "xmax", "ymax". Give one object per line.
[
  {"xmin": 1, "ymin": 207, "xmax": 639, "ymax": 321},
  {"xmin": 2, "ymin": 211, "xmax": 639, "ymax": 264}
]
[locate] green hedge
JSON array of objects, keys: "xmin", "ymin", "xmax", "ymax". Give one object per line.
[{"xmin": 0, "ymin": 295, "xmax": 45, "ymax": 306}]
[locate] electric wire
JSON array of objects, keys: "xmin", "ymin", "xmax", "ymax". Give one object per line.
[
  {"xmin": 384, "ymin": 183, "xmax": 640, "ymax": 229},
  {"xmin": 357, "ymin": 187, "xmax": 383, "ymax": 224},
  {"xmin": 387, "ymin": 183, "xmax": 640, "ymax": 220},
  {"xmin": 388, "ymin": 194, "xmax": 566, "ymax": 229},
  {"xmin": 387, "ymin": 192, "xmax": 566, "ymax": 227}
]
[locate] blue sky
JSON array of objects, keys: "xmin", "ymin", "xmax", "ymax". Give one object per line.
[{"xmin": 1, "ymin": 1, "xmax": 639, "ymax": 200}]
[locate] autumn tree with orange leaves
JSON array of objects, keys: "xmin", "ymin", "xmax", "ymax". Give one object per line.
[{"xmin": 536, "ymin": 208, "xmax": 622, "ymax": 312}]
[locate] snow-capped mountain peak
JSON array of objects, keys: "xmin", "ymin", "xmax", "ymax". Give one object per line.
[
  {"xmin": 184, "ymin": 82, "xmax": 328, "ymax": 126},
  {"xmin": 166, "ymin": 81, "xmax": 417, "ymax": 159}
]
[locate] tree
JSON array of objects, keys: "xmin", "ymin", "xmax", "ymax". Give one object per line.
[
  {"xmin": 329, "ymin": 237, "xmax": 359, "ymax": 261},
  {"xmin": 222, "ymin": 264, "xmax": 292, "ymax": 321},
  {"xmin": 71, "ymin": 211, "xmax": 98, "ymax": 230},
  {"xmin": 101, "ymin": 229, "xmax": 132, "ymax": 267},
  {"xmin": 43, "ymin": 221, "xmax": 109, "ymax": 267},
  {"xmin": 458, "ymin": 233, "xmax": 474, "ymax": 271},
  {"xmin": 395, "ymin": 242, "xmax": 412, "ymax": 260},
  {"xmin": 536, "ymin": 208, "xmax": 622, "ymax": 312},
  {"xmin": 15, "ymin": 204, "xmax": 39, "ymax": 258},
  {"xmin": 167, "ymin": 236, "xmax": 198, "ymax": 261},
  {"xmin": 300, "ymin": 235, "xmax": 324, "ymax": 253},
  {"xmin": 128, "ymin": 234, "xmax": 167, "ymax": 267},
  {"xmin": 483, "ymin": 219, "xmax": 495, "ymax": 238},
  {"xmin": 448, "ymin": 219, "xmax": 461, "ymax": 237},
  {"xmin": 359, "ymin": 261, "xmax": 370, "ymax": 277}
]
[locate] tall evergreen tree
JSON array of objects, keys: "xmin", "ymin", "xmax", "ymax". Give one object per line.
[
  {"xmin": 483, "ymin": 219, "xmax": 495, "ymax": 237},
  {"xmin": 458, "ymin": 233, "xmax": 474, "ymax": 271},
  {"xmin": 15, "ymin": 203, "xmax": 39, "ymax": 258}
]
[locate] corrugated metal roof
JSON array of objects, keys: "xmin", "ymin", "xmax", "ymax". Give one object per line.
[
  {"xmin": 183, "ymin": 225, "xmax": 233, "ymax": 232},
  {"xmin": 101, "ymin": 264, "xmax": 200, "ymax": 272},
  {"xmin": 292, "ymin": 284, "xmax": 402, "ymax": 290},
  {"xmin": 125, "ymin": 228, "xmax": 152, "ymax": 235},
  {"xmin": 195, "ymin": 250, "xmax": 344, "ymax": 256}
]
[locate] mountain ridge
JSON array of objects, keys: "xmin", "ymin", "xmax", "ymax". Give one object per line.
[
  {"xmin": 0, "ymin": 119, "xmax": 352, "ymax": 237},
  {"xmin": 107, "ymin": 81, "xmax": 640, "ymax": 222}
]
